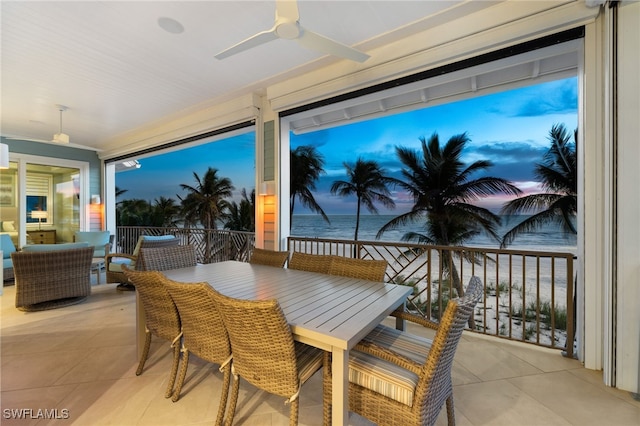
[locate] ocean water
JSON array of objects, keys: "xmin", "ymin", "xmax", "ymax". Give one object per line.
[{"xmin": 291, "ymin": 214, "xmax": 577, "ymax": 253}]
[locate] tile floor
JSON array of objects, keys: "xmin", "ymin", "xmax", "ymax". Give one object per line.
[{"xmin": 1, "ymin": 272, "xmax": 639, "ymax": 426}]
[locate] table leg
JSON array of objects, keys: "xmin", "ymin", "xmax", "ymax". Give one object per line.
[{"xmin": 332, "ymin": 347, "xmax": 349, "ymax": 426}]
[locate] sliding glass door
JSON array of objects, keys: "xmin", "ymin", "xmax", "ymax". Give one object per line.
[
  {"xmin": 0, "ymin": 154, "xmax": 89, "ymax": 248},
  {"xmin": 25, "ymin": 162, "xmax": 80, "ymax": 244}
]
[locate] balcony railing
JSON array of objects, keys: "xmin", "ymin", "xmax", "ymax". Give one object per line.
[
  {"xmin": 114, "ymin": 227, "xmax": 575, "ymax": 358},
  {"xmin": 287, "ymin": 236, "xmax": 575, "ymax": 358},
  {"xmin": 115, "ymin": 226, "xmax": 254, "ymax": 264}
]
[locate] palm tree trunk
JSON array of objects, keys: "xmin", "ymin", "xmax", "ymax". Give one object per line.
[
  {"xmin": 442, "ymin": 252, "xmax": 476, "ymax": 329},
  {"xmin": 205, "ymin": 229, "xmax": 211, "ymax": 264},
  {"xmin": 354, "ymin": 200, "xmax": 361, "ymax": 241}
]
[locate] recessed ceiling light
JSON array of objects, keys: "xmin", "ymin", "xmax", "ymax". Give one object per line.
[{"xmin": 158, "ymin": 17, "xmax": 184, "ymax": 34}]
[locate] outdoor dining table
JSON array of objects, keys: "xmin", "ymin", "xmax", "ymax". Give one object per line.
[{"xmin": 148, "ymin": 260, "xmax": 412, "ymax": 426}]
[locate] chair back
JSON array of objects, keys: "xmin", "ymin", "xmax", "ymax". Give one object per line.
[
  {"xmin": 163, "ymin": 278, "xmax": 231, "ymax": 364},
  {"xmin": 249, "ymin": 248, "xmax": 289, "ymax": 267},
  {"xmin": 123, "ymin": 268, "xmax": 181, "ymax": 342},
  {"xmin": 209, "ymin": 289, "xmax": 300, "ymax": 398},
  {"xmin": 138, "ymin": 245, "xmax": 197, "ymax": 271},
  {"xmin": 417, "ymin": 276, "xmax": 483, "ymax": 413},
  {"xmin": 132, "ymin": 235, "xmax": 180, "ymax": 257},
  {"xmin": 288, "ymin": 252, "xmax": 332, "ymax": 274},
  {"xmin": 327, "ymin": 256, "xmax": 388, "ymax": 281}
]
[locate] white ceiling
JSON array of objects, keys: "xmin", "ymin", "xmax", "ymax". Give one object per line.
[{"xmin": 2, "ymin": 0, "xmax": 493, "ymax": 153}]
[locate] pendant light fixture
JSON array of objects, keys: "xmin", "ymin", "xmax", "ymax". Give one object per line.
[{"xmin": 52, "ymin": 104, "xmax": 70, "ymax": 144}]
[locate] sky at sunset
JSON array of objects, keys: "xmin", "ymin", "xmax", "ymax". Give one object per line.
[{"xmin": 117, "ymin": 76, "xmax": 578, "ymax": 215}]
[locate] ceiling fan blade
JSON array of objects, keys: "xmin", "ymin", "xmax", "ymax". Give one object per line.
[
  {"xmin": 215, "ymin": 28, "xmax": 279, "ymax": 60},
  {"xmin": 276, "ymin": 0, "xmax": 299, "ymax": 22},
  {"xmin": 297, "ymin": 28, "xmax": 370, "ymax": 63}
]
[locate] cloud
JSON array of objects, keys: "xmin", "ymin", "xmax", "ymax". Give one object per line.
[
  {"xmin": 495, "ymin": 78, "xmax": 578, "ymax": 117},
  {"xmin": 291, "ymin": 130, "xmax": 330, "ymax": 149},
  {"xmin": 464, "ymin": 141, "xmax": 547, "ymax": 181}
]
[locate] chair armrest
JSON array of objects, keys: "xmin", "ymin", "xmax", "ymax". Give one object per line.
[
  {"xmin": 354, "ymin": 340, "xmax": 422, "ymax": 376},
  {"xmin": 391, "ymin": 308, "xmax": 439, "ymax": 330},
  {"xmin": 105, "ymin": 253, "xmax": 137, "ymax": 264}
]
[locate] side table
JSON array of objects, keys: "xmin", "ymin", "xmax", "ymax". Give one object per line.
[{"xmin": 91, "ymin": 258, "xmax": 105, "ymax": 284}]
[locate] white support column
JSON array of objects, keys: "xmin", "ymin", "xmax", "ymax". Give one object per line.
[
  {"xmin": 255, "ymin": 95, "xmax": 284, "ymax": 250},
  {"xmin": 581, "ymin": 19, "xmax": 610, "ymax": 373},
  {"xmin": 104, "ymin": 163, "xmax": 117, "ymax": 238},
  {"xmin": 614, "ymin": 0, "xmax": 640, "ymax": 395}
]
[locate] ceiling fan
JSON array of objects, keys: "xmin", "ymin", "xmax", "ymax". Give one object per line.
[{"xmin": 215, "ymin": 0, "xmax": 370, "ymax": 63}]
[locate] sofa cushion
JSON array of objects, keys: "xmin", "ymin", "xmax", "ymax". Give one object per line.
[
  {"xmin": 22, "ymin": 242, "xmax": 89, "ymax": 252},
  {"xmin": 74, "ymin": 231, "xmax": 110, "ymax": 257},
  {"xmin": 1, "ymin": 234, "xmax": 16, "ymax": 258},
  {"xmin": 108, "ymin": 257, "xmax": 133, "ymax": 272},
  {"xmin": 2, "ymin": 221, "xmax": 16, "ymax": 232}
]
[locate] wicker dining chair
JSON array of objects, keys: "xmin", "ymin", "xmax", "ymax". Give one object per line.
[
  {"xmin": 138, "ymin": 245, "xmax": 197, "ymax": 271},
  {"xmin": 323, "ymin": 276, "xmax": 483, "ymax": 426},
  {"xmin": 106, "ymin": 235, "xmax": 179, "ymax": 287},
  {"xmin": 209, "ymin": 288, "xmax": 330, "ymax": 426},
  {"xmin": 162, "ymin": 278, "xmax": 232, "ymax": 425},
  {"xmin": 122, "ymin": 267, "xmax": 182, "ymax": 399},
  {"xmin": 249, "ymin": 247, "xmax": 289, "ymax": 268},
  {"xmin": 327, "ymin": 256, "xmax": 388, "ymax": 282},
  {"xmin": 288, "ymin": 251, "xmax": 332, "ymax": 274}
]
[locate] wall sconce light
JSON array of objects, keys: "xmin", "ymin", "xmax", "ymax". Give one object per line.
[
  {"xmin": 0, "ymin": 143, "xmax": 9, "ymax": 169},
  {"xmin": 91, "ymin": 195, "xmax": 101, "ymax": 205},
  {"xmin": 31, "ymin": 210, "xmax": 48, "ymax": 230},
  {"xmin": 259, "ymin": 181, "xmax": 275, "ymax": 196}
]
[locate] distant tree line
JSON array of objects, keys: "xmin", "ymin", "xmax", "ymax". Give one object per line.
[{"xmin": 116, "ymin": 168, "xmax": 255, "ymax": 232}]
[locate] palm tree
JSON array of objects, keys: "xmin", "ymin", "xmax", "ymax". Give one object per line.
[
  {"xmin": 224, "ymin": 188, "xmax": 255, "ymax": 232},
  {"xmin": 378, "ymin": 132, "xmax": 522, "ymax": 303},
  {"xmin": 116, "ymin": 198, "xmax": 153, "ymax": 226},
  {"xmin": 330, "ymin": 158, "xmax": 397, "ymax": 241},
  {"xmin": 500, "ymin": 124, "xmax": 577, "ymax": 247},
  {"xmin": 178, "ymin": 167, "xmax": 234, "ymax": 230},
  {"xmin": 151, "ymin": 196, "xmax": 182, "ymax": 227},
  {"xmin": 115, "ymin": 186, "xmax": 128, "ymax": 204},
  {"xmin": 290, "ymin": 145, "xmax": 329, "ymax": 226},
  {"xmin": 179, "ymin": 168, "xmax": 234, "ymax": 263}
]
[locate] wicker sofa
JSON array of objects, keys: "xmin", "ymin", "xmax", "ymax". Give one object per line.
[{"xmin": 12, "ymin": 243, "xmax": 94, "ymax": 311}]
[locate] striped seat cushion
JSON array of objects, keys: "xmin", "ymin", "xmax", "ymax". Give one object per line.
[
  {"xmin": 349, "ymin": 324, "xmax": 433, "ymax": 407},
  {"xmin": 295, "ymin": 342, "xmax": 324, "ymax": 384}
]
